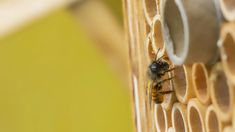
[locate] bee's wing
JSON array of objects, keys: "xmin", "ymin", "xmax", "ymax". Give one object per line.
[{"xmin": 148, "ymin": 81, "xmax": 156, "ymax": 132}]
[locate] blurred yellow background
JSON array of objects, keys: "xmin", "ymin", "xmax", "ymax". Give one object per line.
[{"xmin": 0, "ymin": 1, "xmax": 133, "ymax": 131}]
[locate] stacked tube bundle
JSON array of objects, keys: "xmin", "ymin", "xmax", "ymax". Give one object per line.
[{"xmin": 123, "ymin": 0, "xmax": 235, "ymax": 131}]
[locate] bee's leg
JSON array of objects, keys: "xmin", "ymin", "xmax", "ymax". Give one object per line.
[
  {"xmin": 158, "ymin": 77, "xmax": 174, "ymax": 84},
  {"xmin": 159, "ymin": 90, "xmax": 174, "ymax": 94},
  {"xmin": 164, "ymin": 68, "xmax": 175, "ymax": 74}
]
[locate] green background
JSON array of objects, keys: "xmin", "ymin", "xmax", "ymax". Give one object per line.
[{"xmin": 0, "ymin": 8, "xmax": 132, "ymax": 132}]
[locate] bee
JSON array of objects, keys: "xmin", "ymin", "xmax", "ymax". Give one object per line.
[{"xmin": 147, "ymin": 49, "xmax": 174, "ymax": 104}]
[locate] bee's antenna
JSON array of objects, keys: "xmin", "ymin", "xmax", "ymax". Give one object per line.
[
  {"xmin": 155, "ymin": 48, "xmax": 161, "ymax": 60},
  {"xmin": 156, "ymin": 55, "xmax": 166, "ymax": 61}
]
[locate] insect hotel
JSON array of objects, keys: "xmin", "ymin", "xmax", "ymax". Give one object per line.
[{"xmin": 123, "ymin": 0, "xmax": 235, "ymax": 131}]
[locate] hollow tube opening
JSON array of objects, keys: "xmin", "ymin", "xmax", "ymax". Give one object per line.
[
  {"xmin": 207, "ymin": 110, "xmax": 219, "ymax": 132},
  {"xmin": 222, "ymin": 33, "xmax": 235, "ymax": 76},
  {"xmin": 153, "ymin": 19, "xmax": 164, "ymax": 49},
  {"xmin": 193, "ymin": 64, "xmax": 208, "ymax": 101},
  {"xmin": 189, "ymin": 107, "xmax": 203, "ymax": 132},
  {"xmin": 163, "ymin": 0, "xmax": 185, "ymax": 59},
  {"xmin": 173, "ymin": 66, "xmax": 187, "ymax": 98},
  {"xmin": 155, "ymin": 105, "xmax": 167, "ymax": 132},
  {"xmin": 144, "ymin": 0, "xmax": 157, "ymax": 21},
  {"xmin": 213, "ymin": 71, "xmax": 230, "ymax": 113},
  {"xmin": 173, "ymin": 109, "xmax": 185, "ymax": 132},
  {"xmin": 147, "ymin": 38, "xmax": 155, "ymax": 60}
]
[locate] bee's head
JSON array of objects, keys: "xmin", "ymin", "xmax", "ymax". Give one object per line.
[
  {"xmin": 149, "ymin": 60, "xmax": 169, "ymax": 72},
  {"xmin": 148, "ymin": 61, "xmax": 159, "ymax": 80},
  {"xmin": 149, "ymin": 61, "xmax": 158, "ymax": 73},
  {"xmin": 148, "ymin": 60, "xmax": 170, "ymax": 79}
]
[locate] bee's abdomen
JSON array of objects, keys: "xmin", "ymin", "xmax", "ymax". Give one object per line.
[{"xmin": 152, "ymin": 92, "xmax": 163, "ymax": 104}]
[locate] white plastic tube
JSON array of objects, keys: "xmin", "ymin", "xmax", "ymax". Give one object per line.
[{"xmin": 161, "ymin": 0, "xmax": 220, "ymax": 65}]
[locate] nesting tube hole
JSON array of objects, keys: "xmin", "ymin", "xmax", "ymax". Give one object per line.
[
  {"xmin": 173, "ymin": 109, "xmax": 185, "ymax": 132},
  {"xmin": 147, "ymin": 39, "xmax": 155, "ymax": 60},
  {"xmin": 211, "ymin": 64, "xmax": 233, "ymax": 122},
  {"xmin": 145, "ymin": 18, "xmax": 151, "ymax": 35},
  {"xmin": 207, "ymin": 110, "xmax": 219, "ymax": 132},
  {"xmin": 152, "ymin": 17, "xmax": 164, "ymax": 50},
  {"xmin": 163, "ymin": 0, "xmax": 185, "ymax": 59},
  {"xmin": 189, "ymin": 107, "xmax": 203, "ymax": 132},
  {"xmin": 173, "ymin": 66, "xmax": 187, "ymax": 100},
  {"xmin": 146, "ymin": 34, "xmax": 155, "ymax": 61},
  {"xmin": 143, "ymin": 0, "xmax": 157, "ymax": 24},
  {"xmin": 222, "ymin": 33, "xmax": 235, "ymax": 76},
  {"xmin": 192, "ymin": 64, "xmax": 209, "ymax": 104},
  {"xmin": 155, "ymin": 105, "xmax": 167, "ymax": 132},
  {"xmin": 213, "ymin": 71, "xmax": 230, "ymax": 113}
]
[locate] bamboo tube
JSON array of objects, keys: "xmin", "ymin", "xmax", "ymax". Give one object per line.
[
  {"xmin": 210, "ymin": 63, "xmax": 233, "ymax": 122},
  {"xmin": 156, "ymin": 0, "xmax": 161, "ymax": 13},
  {"xmin": 172, "ymin": 103, "xmax": 188, "ymax": 132},
  {"xmin": 218, "ymin": 23, "xmax": 235, "ymax": 85},
  {"xmin": 143, "ymin": 0, "xmax": 158, "ymax": 25},
  {"xmin": 223, "ymin": 126, "xmax": 233, "ymax": 132},
  {"xmin": 219, "ymin": 0, "xmax": 235, "ymax": 21},
  {"xmin": 168, "ymin": 127, "xmax": 175, "ymax": 132},
  {"xmin": 151, "ymin": 15, "xmax": 165, "ymax": 57},
  {"xmin": 161, "ymin": 0, "xmax": 220, "ymax": 65},
  {"xmin": 154, "ymin": 104, "xmax": 171, "ymax": 132},
  {"xmin": 205, "ymin": 105, "xmax": 224, "ymax": 132},
  {"xmin": 123, "ymin": 0, "xmax": 160, "ymax": 131},
  {"xmin": 173, "ymin": 65, "xmax": 195, "ymax": 104},
  {"xmin": 192, "ymin": 63, "xmax": 211, "ymax": 105},
  {"xmin": 187, "ymin": 98, "xmax": 207, "ymax": 132}
]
